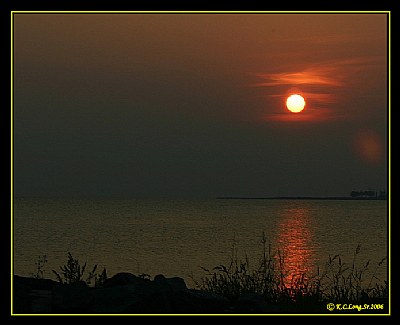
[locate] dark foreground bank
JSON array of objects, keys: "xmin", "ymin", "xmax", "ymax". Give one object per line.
[{"xmin": 13, "ymin": 274, "xmax": 388, "ymax": 315}]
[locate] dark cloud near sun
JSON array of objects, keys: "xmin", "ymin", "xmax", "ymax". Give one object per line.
[{"xmin": 253, "ymin": 55, "xmax": 386, "ymax": 123}]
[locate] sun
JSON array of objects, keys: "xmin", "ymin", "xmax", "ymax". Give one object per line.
[{"xmin": 286, "ymin": 94, "xmax": 306, "ymax": 113}]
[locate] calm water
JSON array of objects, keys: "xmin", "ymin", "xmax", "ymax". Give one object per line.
[{"xmin": 13, "ymin": 199, "xmax": 388, "ymax": 287}]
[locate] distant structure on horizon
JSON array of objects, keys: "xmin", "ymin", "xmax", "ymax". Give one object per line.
[{"xmin": 350, "ymin": 189, "xmax": 387, "ymax": 199}]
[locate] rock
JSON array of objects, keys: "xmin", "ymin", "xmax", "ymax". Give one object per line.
[
  {"xmin": 52, "ymin": 281, "xmax": 94, "ymax": 313},
  {"xmin": 13, "ymin": 275, "xmax": 58, "ymax": 313},
  {"xmin": 13, "ymin": 279, "xmax": 33, "ymax": 313},
  {"xmin": 233, "ymin": 293, "xmax": 268, "ymax": 313},
  {"xmin": 121, "ymin": 286, "xmax": 229, "ymax": 313},
  {"xmin": 29, "ymin": 290, "xmax": 52, "ymax": 313},
  {"xmin": 166, "ymin": 277, "xmax": 187, "ymax": 291},
  {"xmin": 153, "ymin": 274, "xmax": 187, "ymax": 291},
  {"xmin": 153, "ymin": 274, "xmax": 167, "ymax": 284},
  {"xmin": 170, "ymin": 289, "xmax": 230, "ymax": 313},
  {"xmin": 103, "ymin": 272, "xmax": 145, "ymax": 288},
  {"xmin": 13, "ymin": 274, "xmax": 229, "ymax": 314},
  {"xmin": 91, "ymin": 276, "xmax": 172, "ymax": 313},
  {"xmin": 92, "ymin": 277, "xmax": 199, "ymax": 313},
  {"xmin": 91, "ymin": 284, "xmax": 143, "ymax": 313},
  {"xmin": 123, "ymin": 289, "xmax": 174, "ymax": 313},
  {"xmin": 14, "ymin": 275, "xmax": 58, "ymax": 290}
]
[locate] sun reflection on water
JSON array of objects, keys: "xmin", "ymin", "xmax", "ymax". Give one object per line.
[{"xmin": 275, "ymin": 205, "xmax": 317, "ymax": 288}]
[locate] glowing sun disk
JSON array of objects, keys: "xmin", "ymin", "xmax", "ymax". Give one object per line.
[{"xmin": 286, "ymin": 94, "xmax": 306, "ymax": 113}]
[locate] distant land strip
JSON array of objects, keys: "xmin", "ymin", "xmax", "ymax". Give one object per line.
[{"xmin": 216, "ymin": 196, "xmax": 387, "ymax": 200}]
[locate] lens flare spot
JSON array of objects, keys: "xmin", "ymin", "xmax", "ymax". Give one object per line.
[{"xmin": 353, "ymin": 130, "xmax": 383, "ymax": 165}]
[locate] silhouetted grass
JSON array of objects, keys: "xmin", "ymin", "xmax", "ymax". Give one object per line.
[
  {"xmin": 52, "ymin": 252, "xmax": 107, "ymax": 287},
  {"xmin": 28, "ymin": 238, "xmax": 388, "ymax": 313},
  {"xmin": 30, "ymin": 254, "xmax": 48, "ymax": 279},
  {"xmin": 194, "ymin": 233, "xmax": 388, "ymax": 311}
]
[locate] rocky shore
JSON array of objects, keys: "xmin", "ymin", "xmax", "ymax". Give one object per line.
[
  {"xmin": 13, "ymin": 273, "xmax": 273, "ymax": 314},
  {"xmin": 14, "ymin": 273, "xmax": 387, "ymax": 314}
]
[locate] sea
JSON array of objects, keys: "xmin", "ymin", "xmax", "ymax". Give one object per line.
[{"xmin": 13, "ymin": 198, "xmax": 388, "ymax": 288}]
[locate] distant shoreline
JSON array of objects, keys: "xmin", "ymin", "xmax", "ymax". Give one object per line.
[{"xmin": 216, "ymin": 196, "xmax": 387, "ymax": 200}]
